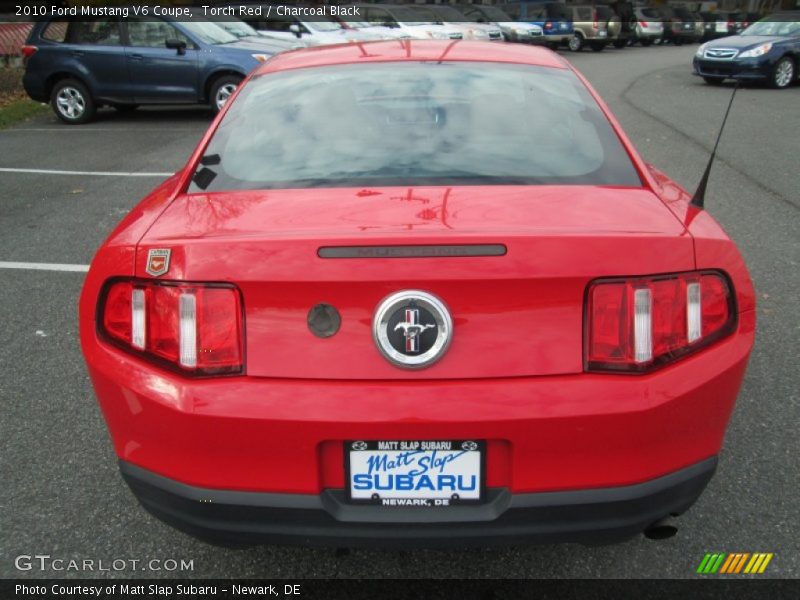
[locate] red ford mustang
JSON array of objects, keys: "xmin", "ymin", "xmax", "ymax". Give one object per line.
[{"xmin": 79, "ymin": 41, "xmax": 754, "ymax": 547}]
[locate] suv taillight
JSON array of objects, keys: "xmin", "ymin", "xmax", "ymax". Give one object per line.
[
  {"xmin": 585, "ymin": 271, "xmax": 735, "ymax": 373},
  {"xmin": 100, "ymin": 279, "xmax": 243, "ymax": 376},
  {"xmin": 21, "ymin": 45, "xmax": 37, "ymax": 58}
]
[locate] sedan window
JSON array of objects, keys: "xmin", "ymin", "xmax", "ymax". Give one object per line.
[
  {"xmin": 742, "ymin": 19, "xmax": 800, "ymax": 36},
  {"xmin": 68, "ymin": 19, "xmax": 122, "ymax": 46},
  {"xmin": 180, "ymin": 21, "xmax": 239, "ymax": 45},
  {"xmin": 190, "ymin": 63, "xmax": 642, "ymax": 192}
]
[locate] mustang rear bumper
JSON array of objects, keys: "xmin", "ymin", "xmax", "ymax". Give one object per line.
[
  {"xmin": 121, "ymin": 457, "xmax": 717, "ymax": 547},
  {"xmin": 88, "ymin": 310, "xmax": 753, "ymax": 545}
]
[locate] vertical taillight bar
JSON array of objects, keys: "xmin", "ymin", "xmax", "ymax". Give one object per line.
[
  {"xmin": 687, "ymin": 282, "xmax": 702, "ymax": 343},
  {"xmin": 633, "ymin": 288, "xmax": 652, "ymax": 363},
  {"xmin": 179, "ymin": 293, "xmax": 197, "ymax": 368},
  {"xmin": 131, "ymin": 288, "xmax": 146, "ymax": 350}
]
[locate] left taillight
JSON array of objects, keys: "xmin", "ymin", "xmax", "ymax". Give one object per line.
[
  {"xmin": 585, "ymin": 271, "xmax": 736, "ymax": 373},
  {"xmin": 21, "ymin": 45, "xmax": 37, "ymax": 58},
  {"xmin": 99, "ymin": 279, "xmax": 243, "ymax": 376}
]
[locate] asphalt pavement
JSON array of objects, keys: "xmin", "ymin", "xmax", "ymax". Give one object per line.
[{"xmin": 0, "ymin": 44, "xmax": 798, "ymax": 580}]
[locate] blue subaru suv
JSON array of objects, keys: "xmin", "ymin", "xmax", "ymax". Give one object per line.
[
  {"xmin": 503, "ymin": 1, "xmax": 574, "ymax": 49},
  {"xmin": 23, "ymin": 16, "xmax": 293, "ymax": 124}
]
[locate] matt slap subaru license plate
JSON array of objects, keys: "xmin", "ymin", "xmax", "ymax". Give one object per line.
[{"xmin": 346, "ymin": 440, "xmax": 484, "ymax": 507}]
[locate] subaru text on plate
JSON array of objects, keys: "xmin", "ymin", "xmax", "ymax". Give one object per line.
[{"xmin": 80, "ymin": 41, "xmax": 755, "ymax": 547}]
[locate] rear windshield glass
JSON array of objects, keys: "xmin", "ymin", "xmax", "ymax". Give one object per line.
[
  {"xmin": 546, "ymin": 4, "xmax": 571, "ymax": 19},
  {"xmin": 189, "ymin": 63, "xmax": 641, "ymax": 192}
]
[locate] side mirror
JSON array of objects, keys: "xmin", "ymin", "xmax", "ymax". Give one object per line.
[
  {"xmin": 383, "ymin": 20, "xmax": 398, "ymax": 29},
  {"xmin": 289, "ymin": 23, "xmax": 302, "ymax": 38},
  {"xmin": 165, "ymin": 39, "xmax": 187, "ymax": 55}
]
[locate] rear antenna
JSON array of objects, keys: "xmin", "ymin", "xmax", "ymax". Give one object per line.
[{"xmin": 691, "ymin": 80, "xmax": 740, "ymax": 209}]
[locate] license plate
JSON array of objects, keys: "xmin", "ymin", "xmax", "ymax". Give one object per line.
[{"xmin": 346, "ymin": 440, "xmax": 483, "ymax": 507}]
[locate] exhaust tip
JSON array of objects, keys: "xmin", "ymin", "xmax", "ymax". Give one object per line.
[{"xmin": 644, "ymin": 518, "xmax": 678, "ymax": 540}]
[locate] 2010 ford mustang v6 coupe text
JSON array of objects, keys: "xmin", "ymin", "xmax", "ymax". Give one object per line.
[{"xmin": 80, "ymin": 41, "xmax": 754, "ymax": 547}]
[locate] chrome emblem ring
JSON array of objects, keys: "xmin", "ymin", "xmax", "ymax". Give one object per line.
[{"xmin": 373, "ymin": 290, "xmax": 452, "ymax": 369}]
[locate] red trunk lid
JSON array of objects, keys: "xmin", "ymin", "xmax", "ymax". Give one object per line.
[{"xmin": 138, "ymin": 186, "xmax": 692, "ymax": 379}]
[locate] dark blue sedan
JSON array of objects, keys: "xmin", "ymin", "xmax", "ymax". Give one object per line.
[
  {"xmin": 693, "ymin": 12, "xmax": 800, "ymax": 89},
  {"xmin": 22, "ymin": 16, "xmax": 293, "ymax": 123}
]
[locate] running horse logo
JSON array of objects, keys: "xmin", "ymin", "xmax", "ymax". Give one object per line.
[{"xmin": 394, "ymin": 309, "xmax": 436, "ymax": 353}]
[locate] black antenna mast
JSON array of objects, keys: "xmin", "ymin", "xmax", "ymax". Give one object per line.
[{"xmin": 691, "ymin": 81, "xmax": 740, "ymax": 209}]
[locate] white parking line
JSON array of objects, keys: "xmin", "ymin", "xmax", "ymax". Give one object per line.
[
  {"xmin": 0, "ymin": 167, "xmax": 172, "ymax": 177},
  {"xmin": 0, "ymin": 261, "xmax": 89, "ymax": 273}
]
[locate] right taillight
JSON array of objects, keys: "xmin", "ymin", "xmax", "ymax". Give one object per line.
[
  {"xmin": 585, "ymin": 271, "xmax": 736, "ymax": 373},
  {"xmin": 99, "ymin": 279, "xmax": 243, "ymax": 376}
]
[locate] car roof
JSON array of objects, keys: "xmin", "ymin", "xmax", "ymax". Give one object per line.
[
  {"xmin": 254, "ymin": 40, "xmax": 569, "ymax": 76},
  {"xmin": 768, "ymin": 11, "xmax": 800, "ymax": 20}
]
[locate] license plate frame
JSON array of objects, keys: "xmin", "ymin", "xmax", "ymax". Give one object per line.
[{"xmin": 345, "ymin": 440, "xmax": 485, "ymax": 507}]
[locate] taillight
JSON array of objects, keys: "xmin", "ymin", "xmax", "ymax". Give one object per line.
[
  {"xmin": 640, "ymin": 21, "xmax": 649, "ymax": 27},
  {"xmin": 99, "ymin": 279, "xmax": 243, "ymax": 376},
  {"xmin": 585, "ymin": 271, "xmax": 735, "ymax": 373},
  {"xmin": 21, "ymin": 45, "xmax": 37, "ymax": 58},
  {"xmin": 544, "ymin": 21, "xmax": 553, "ymax": 30}
]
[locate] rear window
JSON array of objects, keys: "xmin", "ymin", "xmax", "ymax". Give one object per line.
[
  {"xmin": 595, "ymin": 7, "xmax": 615, "ymax": 19},
  {"xmin": 189, "ymin": 63, "xmax": 642, "ymax": 192},
  {"xmin": 41, "ymin": 20, "xmax": 68, "ymax": 42},
  {"xmin": 67, "ymin": 19, "xmax": 121, "ymax": 46},
  {"xmin": 546, "ymin": 4, "xmax": 571, "ymax": 19}
]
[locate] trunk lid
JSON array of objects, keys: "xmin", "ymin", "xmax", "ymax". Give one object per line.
[{"xmin": 138, "ymin": 186, "xmax": 692, "ymax": 380}]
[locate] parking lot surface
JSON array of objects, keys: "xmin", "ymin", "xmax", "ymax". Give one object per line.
[{"xmin": 1, "ymin": 44, "xmax": 798, "ymax": 579}]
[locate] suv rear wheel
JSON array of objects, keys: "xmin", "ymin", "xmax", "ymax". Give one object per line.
[
  {"xmin": 210, "ymin": 75, "xmax": 243, "ymax": 113},
  {"xmin": 51, "ymin": 78, "xmax": 96, "ymax": 125}
]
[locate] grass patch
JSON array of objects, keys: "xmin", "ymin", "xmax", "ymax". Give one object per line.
[
  {"xmin": 0, "ymin": 67, "xmax": 47, "ymax": 129},
  {"xmin": 0, "ymin": 97, "xmax": 48, "ymax": 129}
]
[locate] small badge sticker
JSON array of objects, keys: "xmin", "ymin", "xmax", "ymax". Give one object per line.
[{"xmin": 146, "ymin": 249, "xmax": 171, "ymax": 277}]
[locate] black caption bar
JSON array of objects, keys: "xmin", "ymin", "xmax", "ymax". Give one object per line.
[{"xmin": 3, "ymin": 579, "xmax": 798, "ymax": 600}]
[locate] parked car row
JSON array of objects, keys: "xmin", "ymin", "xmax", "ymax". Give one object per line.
[{"xmin": 20, "ymin": 3, "xmax": 800, "ymax": 124}]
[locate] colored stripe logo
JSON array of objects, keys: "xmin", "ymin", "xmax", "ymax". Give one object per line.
[{"xmin": 697, "ymin": 553, "xmax": 773, "ymax": 574}]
